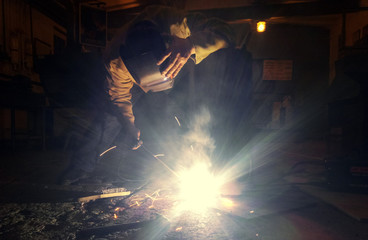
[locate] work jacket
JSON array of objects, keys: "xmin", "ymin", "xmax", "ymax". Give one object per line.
[{"xmin": 103, "ymin": 5, "xmax": 235, "ymax": 127}]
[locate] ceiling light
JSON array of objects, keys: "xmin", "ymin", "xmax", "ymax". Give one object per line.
[{"xmin": 257, "ymin": 21, "xmax": 266, "ymax": 33}]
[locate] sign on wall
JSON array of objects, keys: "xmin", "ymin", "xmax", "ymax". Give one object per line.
[{"xmin": 262, "ymin": 60, "xmax": 293, "ymax": 81}]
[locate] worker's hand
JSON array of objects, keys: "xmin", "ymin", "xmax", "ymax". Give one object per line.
[
  {"xmin": 157, "ymin": 36, "xmax": 195, "ymax": 79},
  {"xmin": 127, "ymin": 125, "xmax": 142, "ymax": 150}
]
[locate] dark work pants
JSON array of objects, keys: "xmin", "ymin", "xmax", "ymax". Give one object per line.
[{"xmin": 72, "ymin": 112, "xmax": 123, "ymax": 172}]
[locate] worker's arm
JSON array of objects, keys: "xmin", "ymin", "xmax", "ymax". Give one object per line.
[
  {"xmin": 157, "ymin": 36, "xmax": 195, "ymax": 78},
  {"xmin": 188, "ymin": 15, "xmax": 235, "ymax": 64},
  {"xmin": 105, "ymin": 58, "xmax": 141, "ymax": 149},
  {"xmin": 151, "ymin": 6, "xmax": 235, "ymax": 78},
  {"xmin": 111, "ymin": 5, "xmax": 233, "ymax": 78}
]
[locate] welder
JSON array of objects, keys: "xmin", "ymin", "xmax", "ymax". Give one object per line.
[{"xmin": 60, "ymin": 5, "xmax": 235, "ymax": 184}]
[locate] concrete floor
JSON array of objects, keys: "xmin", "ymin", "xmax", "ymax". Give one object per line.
[{"xmin": 1, "ymin": 140, "xmax": 368, "ymax": 239}]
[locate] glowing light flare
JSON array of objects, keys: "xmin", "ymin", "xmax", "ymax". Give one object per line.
[
  {"xmin": 177, "ymin": 163, "xmax": 226, "ymax": 212},
  {"xmin": 175, "ymin": 227, "xmax": 183, "ymax": 232},
  {"xmin": 257, "ymin": 21, "xmax": 266, "ymax": 32}
]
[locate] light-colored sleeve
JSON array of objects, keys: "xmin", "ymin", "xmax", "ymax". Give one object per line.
[
  {"xmin": 105, "ymin": 57, "xmax": 136, "ymax": 126},
  {"xmin": 186, "ymin": 13, "xmax": 236, "ymax": 64}
]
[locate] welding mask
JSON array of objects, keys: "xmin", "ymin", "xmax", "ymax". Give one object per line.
[{"xmin": 120, "ymin": 21, "xmax": 174, "ymax": 92}]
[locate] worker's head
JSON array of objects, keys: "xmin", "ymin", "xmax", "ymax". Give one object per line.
[
  {"xmin": 120, "ymin": 20, "xmax": 174, "ymax": 92},
  {"xmin": 124, "ymin": 20, "xmax": 166, "ymax": 60}
]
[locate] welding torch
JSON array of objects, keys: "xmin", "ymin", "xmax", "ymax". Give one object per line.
[
  {"xmin": 141, "ymin": 145, "xmax": 179, "ymax": 178},
  {"xmin": 99, "ymin": 141, "xmax": 179, "ymax": 178},
  {"xmin": 99, "ymin": 115, "xmax": 183, "ymax": 178}
]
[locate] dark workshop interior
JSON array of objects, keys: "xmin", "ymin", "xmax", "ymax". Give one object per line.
[{"xmin": 1, "ymin": 0, "xmax": 368, "ymax": 239}]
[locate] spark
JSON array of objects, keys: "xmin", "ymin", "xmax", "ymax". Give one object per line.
[
  {"xmin": 126, "ymin": 189, "xmax": 162, "ymax": 209},
  {"xmin": 113, "ymin": 213, "xmax": 118, "ymax": 219},
  {"xmin": 129, "ymin": 200, "xmax": 142, "ymax": 207},
  {"xmin": 175, "ymin": 227, "xmax": 183, "ymax": 232},
  {"xmin": 115, "ymin": 207, "xmax": 125, "ymax": 212},
  {"xmin": 174, "ymin": 116, "xmax": 181, "ymax": 127},
  {"xmin": 99, "ymin": 145, "xmax": 117, "ymax": 157},
  {"xmin": 154, "ymin": 154, "xmax": 165, "ymax": 158},
  {"xmin": 145, "ymin": 189, "xmax": 161, "ymax": 208}
]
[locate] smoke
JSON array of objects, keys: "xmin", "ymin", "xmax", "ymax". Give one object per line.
[{"xmin": 176, "ymin": 106, "xmax": 215, "ymax": 169}]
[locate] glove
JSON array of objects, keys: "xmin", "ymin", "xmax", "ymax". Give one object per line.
[
  {"xmin": 157, "ymin": 36, "xmax": 195, "ymax": 79},
  {"xmin": 127, "ymin": 124, "xmax": 143, "ymax": 150}
]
